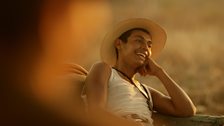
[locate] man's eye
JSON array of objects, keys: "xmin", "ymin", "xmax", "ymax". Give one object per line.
[{"xmin": 136, "ymin": 39, "xmax": 143, "ymax": 42}]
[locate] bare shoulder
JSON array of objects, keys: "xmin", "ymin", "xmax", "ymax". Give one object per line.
[
  {"xmin": 90, "ymin": 61, "xmax": 111, "ymax": 74},
  {"xmin": 86, "ymin": 61, "xmax": 112, "ymax": 86}
]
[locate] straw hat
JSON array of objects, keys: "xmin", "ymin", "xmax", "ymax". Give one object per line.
[{"xmin": 100, "ymin": 18, "xmax": 167, "ymax": 66}]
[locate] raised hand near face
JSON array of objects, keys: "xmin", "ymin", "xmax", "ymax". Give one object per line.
[{"xmin": 137, "ymin": 57, "xmax": 162, "ymax": 77}]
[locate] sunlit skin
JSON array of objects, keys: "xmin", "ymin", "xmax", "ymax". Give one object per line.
[
  {"xmin": 86, "ymin": 30, "xmax": 196, "ymax": 119},
  {"xmin": 114, "ymin": 30, "xmax": 153, "ymax": 77}
]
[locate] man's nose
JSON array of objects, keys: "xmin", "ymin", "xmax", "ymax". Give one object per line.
[
  {"xmin": 141, "ymin": 46, "xmax": 149, "ymax": 56},
  {"xmin": 141, "ymin": 41, "xmax": 149, "ymax": 49},
  {"xmin": 141, "ymin": 42, "xmax": 152, "ymax": 57}
]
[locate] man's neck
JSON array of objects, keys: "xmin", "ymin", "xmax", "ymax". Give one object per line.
[{"xmin": 114, "ymin": 60, "xmax": 137, "ymax": 80}]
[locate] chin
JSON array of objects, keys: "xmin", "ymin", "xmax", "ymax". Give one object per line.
[{"xmin": 136, "ymin": 60, "xmax": 145, "ymax": 67}]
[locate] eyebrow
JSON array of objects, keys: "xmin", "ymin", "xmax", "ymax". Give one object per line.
[{"xmin": 135, "ymin": 35, "xmax": 152, "ymax": 44}]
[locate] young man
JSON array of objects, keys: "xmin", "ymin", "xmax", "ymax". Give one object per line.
[{"xmin": 86, "ymin": 18, "xmax": 196, "ymax": 126}]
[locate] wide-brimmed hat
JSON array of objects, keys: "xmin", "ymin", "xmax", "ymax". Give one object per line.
[{"xmin": 100, "ymin": 18, "xmax": 167, "ymax": 66}]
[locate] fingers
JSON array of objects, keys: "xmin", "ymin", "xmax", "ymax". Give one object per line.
[
  {"xmin": 137, "ymin": 65, "xmax": 147, "ymax": 76},
  {"xmin": 144, "ymin": 57, "xmax": 157, "ymax": 76},
  {"xmin": 139, "ymin": 67, "xmax": 147, "ymax": 76},
  {"xmin": 138, "ymin": 57, "xmax": 157, "ymax": 76},
  {"xmin": 142, "ymin": 66, "xmax": 148, "ymax": 76},
  {"xmin": 146, "ymin": 57, "xmax": 154, "ymax": 65}
]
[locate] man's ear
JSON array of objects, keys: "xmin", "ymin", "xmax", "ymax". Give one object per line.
[{"xmin": 114, "ymin": 39, "xmax": 122, "ymax": 50}]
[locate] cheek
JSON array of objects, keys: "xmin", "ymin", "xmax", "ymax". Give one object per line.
[
  {"xmin": 123, "ymin": 46, "xmax": 137, "ymax": 58},
  {"xmin": 148, "ymin": 49, "xmax": 152, "ymax": 57}
]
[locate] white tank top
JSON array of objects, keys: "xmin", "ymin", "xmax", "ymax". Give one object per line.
[{"xmin": 107, "ymin": 68, "xmax": 153, "ymax": 124}]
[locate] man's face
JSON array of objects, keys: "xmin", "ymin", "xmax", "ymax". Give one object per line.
[{"xmin": 117, "ymin": 30, "xmax": 152, "ymax": 67}]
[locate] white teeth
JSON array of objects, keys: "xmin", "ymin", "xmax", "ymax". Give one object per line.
[{"xmin": 137, "ymin": 53, "xmax": 146, "ymax": 58}]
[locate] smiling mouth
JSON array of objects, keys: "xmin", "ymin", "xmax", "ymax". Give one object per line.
[{"xmin": 136, "ymin": 53, "xmax": 147, "ymax": 60}]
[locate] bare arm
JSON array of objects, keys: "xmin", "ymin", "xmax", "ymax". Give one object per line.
[
  {"xmin": 85, "ymin": 62, "xmax": 111, "ymax": 109},
  {"xmin": 139, "ymin": 58, "xmax": 196, "ymax": 117},
  {"xmin": 150, "ymin": 68, "xmax": 196, "ymax": 117},
  {"xmin": 85, "ymin": 62, "xmax": 141, "ymax": 126}
]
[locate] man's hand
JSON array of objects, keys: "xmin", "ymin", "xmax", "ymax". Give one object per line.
[
  {"xmin": 137, "ymin": 57, "xmax": 162, "ymax": 76},
  {"xmin": 138, "ymin": 58, "xmax": 196, "ymax": 117}
]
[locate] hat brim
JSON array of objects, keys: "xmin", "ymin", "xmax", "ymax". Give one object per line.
[{"xmin": 100, "ymin": 18, "xmax": 167, "ymax": 66}]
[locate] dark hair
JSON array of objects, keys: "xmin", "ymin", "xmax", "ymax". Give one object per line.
[
  {"xmin": 118, "ymin": 28, "xmax": 150, "ymax": 43},
  {"xmin": 115, "ymin": 28, "xmax": 150, "ymax": 59}
]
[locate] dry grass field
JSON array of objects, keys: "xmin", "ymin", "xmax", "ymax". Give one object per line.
[{"xmin": 81, "ymin": 0, "xmax": 224, "ymax": 115}]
